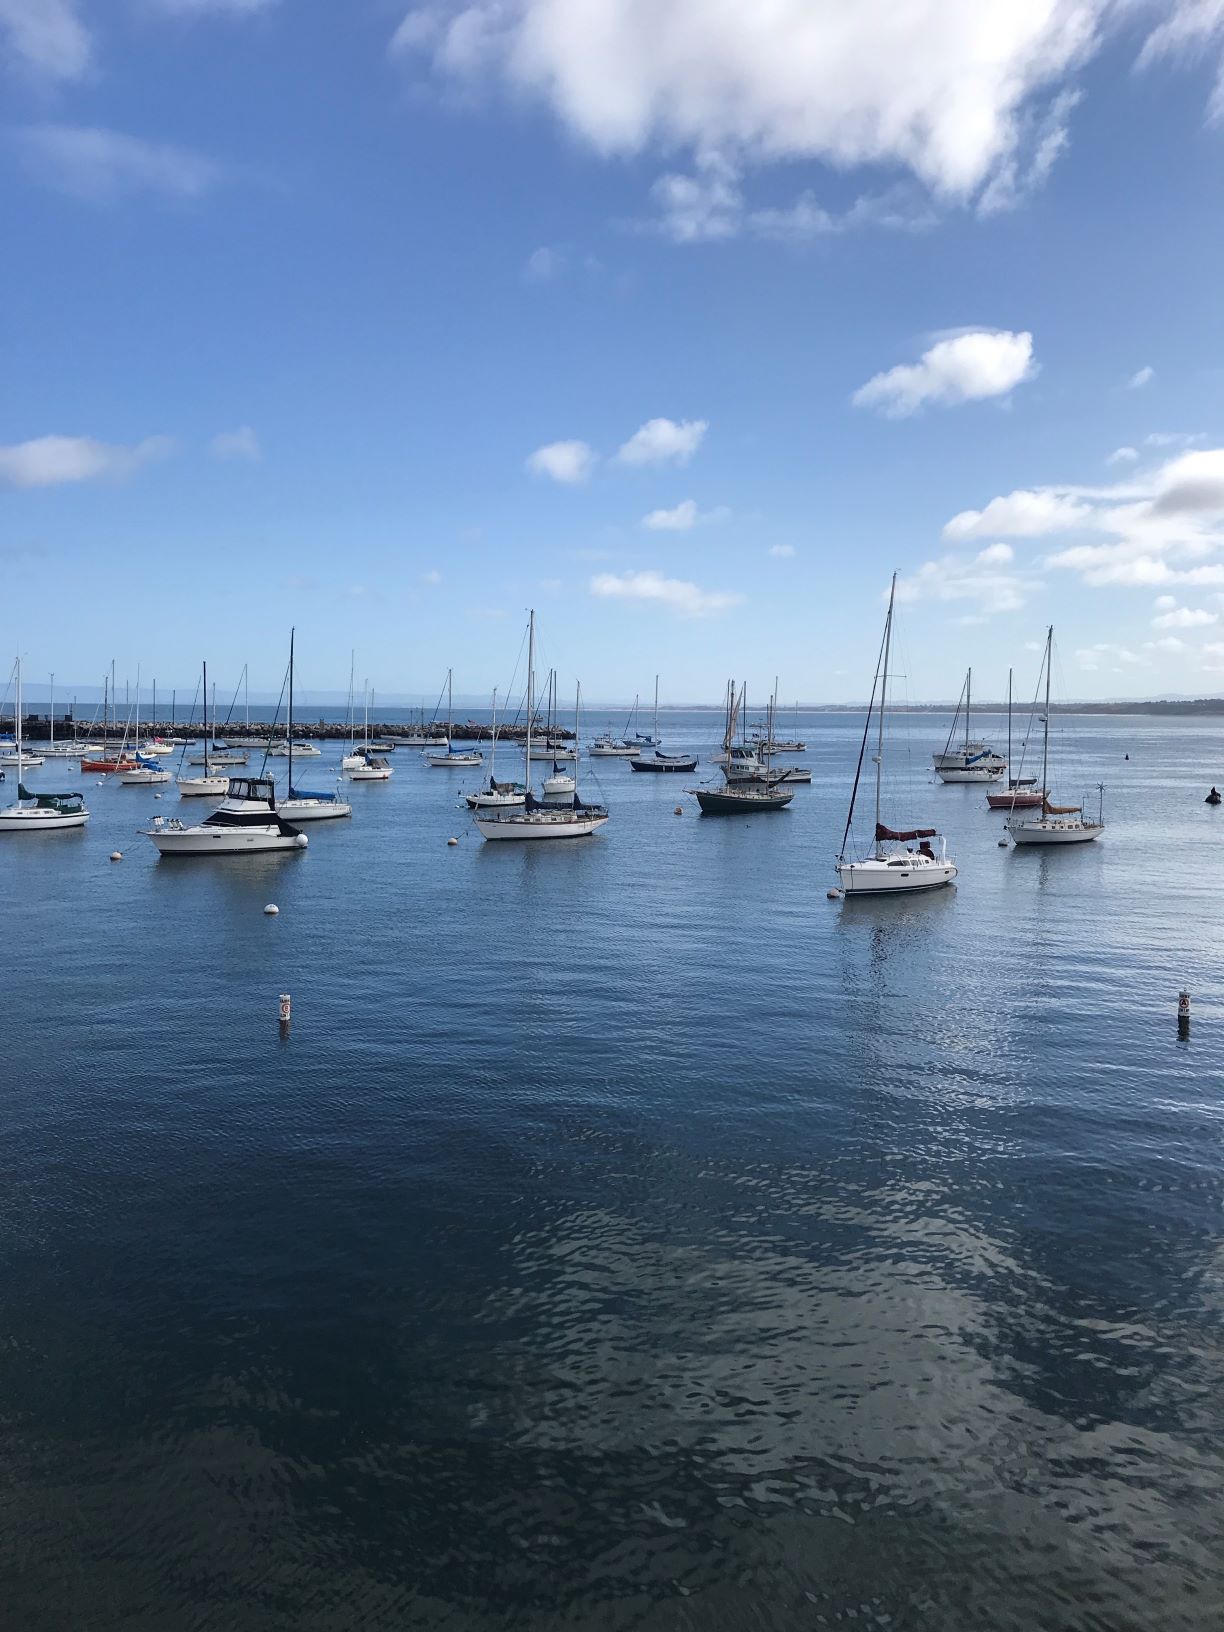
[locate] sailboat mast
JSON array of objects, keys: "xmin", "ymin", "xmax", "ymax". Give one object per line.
[
  {"xmin": 204, "ymin": 663, "xmax": 210, "ymax": 777},
  {"xmin": 49, "ymin": 672, "xmax": 54, "ymax": 749},
  {"xmin": 653, "ymin": 674, "xmax": 659, "ymax": 747},
  {"xmin": 288, "ymin": 630, "xmax": 295, "ymax": 791},
  {"xmin": 1006, "ymin": 667, "xmax": 1012, "ymax": 767},
  {"xmin": 490, "ymin": 688, "xmax": 498, "ymax": 781},
  {"xmin": 574, "ymin": 679, "xmax": 581, "ymax": 805},
  {"xmin": 15, "ymin": 655, "xmax": 22, "ymax": 786},
  {"xmin": 875, "ymin": 573, "xmax": 896, "ymax": 846},
  {"xmin": 447, "ymin": 669, "xmax": 453, "ymax": 742},
  {"xmin": 1041, "ymin": 626, "xmax": 1053, "ymax": 798},
  {"xmin": 965, "ymin": 667, "xmax": 971, "ymax": 749},
  {"xmin": 525, "ymin": 612, "xmax": 535, "ymax": 789},
  {"xmin": 363, "ymin": 680, "xmax": 370, "ymax": 749}
]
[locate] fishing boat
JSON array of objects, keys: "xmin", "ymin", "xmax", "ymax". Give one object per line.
[
  {"xmin": 144, "ymin": 775, "xmax": 308, "ymax": 855},
  {"xmin": 589, "ymin": 729, "xmax": 638, "ymax": 757},
  {"xmin": 1006, "ymin": 628, "xmax": 1104, "ymax": 846},
  {"xmin": 188, "ymin": 748, "xmax": 247, "ymax": 767},
  {"xmin": 630, "ymin": 676, "xmax": 697, "ymax": 773},
  {"xmin": 177, "ymin": 665, "xmax": 230, "ymax": 796},
  {"xmin": 0, "ymin": 659, "xmax": 90, "ymax": 832},
  {"xmin": 465, "ymin": 688, "xmax": 527, "ymax": 809},
  {"xmin": 836, "ymin": 576, "xmax": 956, "ymax": 895},
  {"xmin": 986, "ymin": 667, "xmax": 1043, "ymax": 809},
  {"xmin": 692, "ymin": 683, "xmax": 794, "ymax": 814},
  {"xmin": 474, "ymin": 616, "xmax": 609, "ymax": 840},
  {"xmin": 276, "ymin": 631, "xmax": 353, "ymax": 822},
  {"xmin": 268, "ymin": 740, "xmax": 322, "ymax": 758},
  {"xmin": 426, "ymin": 670, "xmax": 482, "ymax": 767},
  {"xmin": 933, "ymin": 669, "xmax": 1006, "ymax": 782}
]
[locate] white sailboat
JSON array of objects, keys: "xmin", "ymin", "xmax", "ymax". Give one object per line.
[
  {"xmin": 933, "ymin": 669, "xmax": 1006, "ymax": 782},
  {"xmin": 177, "ymin": 666, "xmax": 230, "ymax": 796},
  {"xmin": 0, "ymin": 658, "xmax": 90, "ymax": 832},
  {"xmin": 629, "ymin": 676, "xmax": 697, "ymax": 772},
  {"xmin": 1006, "ymin": 627, "xmax": 1105, "ymax": 846},
  {"xmin": 465, "ymin": 687, "xmax": 527, "ymax": 809},
  {"xmin": 344, "ymin": 681, "xmax": 393, "ymax": 780},
  {"xmin": 278, "ymin": 630, "xmax": 353, "ymax": 822},
  {"xmin": 426, "ymin": 670, "xmax": 482, "ymax": 767},
  {"xmin": 118, "ymin": 674, "xmax": 172, "ymax": 784},
  {"xmin": 836, "ymin": 575, "xmax": 957, "ymax": 896},
  {"xmin": 474, "ymin": 614, "xmax": 609, "ymax": 841},
  {"xmin": 0, "ymin": 669, "xmax": 42, "ymax": 765}
]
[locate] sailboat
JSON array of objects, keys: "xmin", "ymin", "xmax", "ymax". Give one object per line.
[
  {"xmin": 933, "ymin": 669, "xmax": 1006, "ymax": 782},
  {"xmin": 0, "ymin": 658, "xmax": 90, "ymax": 832},
  {"xmin": 473, "ymin": 613, "xmax": 609, "ymax": 840},
  {"xmin": 692, "ymin": 681, "xmax": 795, "ymax": 814},
  {"xmin": 344, "ymin": 681, "xmax": 394, "ymax": 780},
  {"xmin": 836, "ymin": 575, "xmax": 957, "ymax": 895},
  {"xmin": 543, "ymin": 676, "xmax": 582, "ymax": 798},
  {"xmin": 621, "ymin": 693, "xmax": 656, "ymax": 749},
  {"xmin": 589, "ymin": 723, "xmax": 638, "ymax": 757},
  {"xmin": 629, "ymin": 676, "xmax": 697, "ymax": 772},
  {"xmin": 426, "ymin": 670, "xmax": 482, "ymax": 767},
  {"xmin": 986, "ymin": 668, "xmax": 1043, "ymax": 809},
  {"xmin": 1006, "ymin": 627, "xmax": 1104, "ymax": 845},
  {"xmin": 118, "ymin": 675, "xmax": 172, "ymax": 784},
  {"xmin": 465, "ymin": 688, "xmax": 527, "ymax": 809},
  {"xmin": 278, "ymin": 630, "xmax": 353, "ymax": 821},
  {"xmin": 177, "ymin": 666, "xmax": 230, "ymax": 797}
]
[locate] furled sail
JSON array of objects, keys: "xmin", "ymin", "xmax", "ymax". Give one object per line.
[{"xmin": 875, "ymin": 822, "xmax": 937, "ymax": 842}]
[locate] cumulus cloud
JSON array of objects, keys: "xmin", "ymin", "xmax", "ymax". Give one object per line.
[
  {"xmin": 616, "ymin": 417, "xmax": 707, "ymax": 467},
  {"xmin": 590, "ymin": 569, "xmax": 740, "ymax": 617},
  {"xmin": 1127, "ymin": 365, "xmax": 1155, "ymax": 389},
  {"xmin": 1152, "ymin": 605, "xmax": 1218, "ymax": 629},
  {"xmin": 17, "ymin": 125, "xmax": 221, "ymax": 203},
  {"xmin": 0, "ymin": 433, "xmax": 172, "ymax": 488},
  {"xmin": 1106, "ymin": 446, "xmax": 1139, "ymax": 465},
  {"xmin": 210, "ymin": 426, "xmax": 261, "ymax": 461},
  {"xmin": 944, "ymin": 487, "xmax": 1090, "ymax": 541},
  {"xmin": 641, "ymin": 498, "xmax": 728, "ymax": 531},
  {"xmin": 853, "ymin": 330, "xmax": 1035, "ymax": 417},
  {"xmin": 897, "ymin": 544, "xmax": 1037, "ymax": 615},
  {"xmin": 526, "ymin": 439, "xmax": 596, "ymax": 484},
  {"xmin": 0, "ymin": 0, "xmax": 90, "ymax": 80}
]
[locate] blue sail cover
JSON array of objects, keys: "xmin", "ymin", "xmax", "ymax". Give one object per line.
[{"xmin": 289, "ymin": 786, "xmax": 336, "ymax": 801}]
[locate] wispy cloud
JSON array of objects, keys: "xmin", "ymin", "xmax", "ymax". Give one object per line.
[
  {"xmin": 525, "ymin": 439, "xmax": 596, "ymax": 484},
  {"xmin": 0, "ymin": 0, "xmax": 90, "ymax": 81},
  {"xmin": 590, "ymin": 569, "xmax": 740, "ymax": 617},
  {"xmin": 1127, "ymin": 365, "xmax": 1155, "ymax": 390},
  {"xmin": 898, "ymin": 541, "xmax": 1037, "ymax": 616},
  {"xmin": 853, "ymin": 330, "xmax": 1036, "ymax": 418},
  {"xmin": 16, "ymin": 124, "xmax": 221, "ymax": 203},
  {"xmin": 523, "ymin": 245, "xmax": 564, "ymax": 283},
  {"xmin": 641, "ymin": 498, "xmax": 728, "ymax": 531},
  {"xmin": 210, "ymin": 426, "xmax": 260, "ymax": 461},
  {"xmin": 0, "ymin": 433, "xmax": 173, "ymax": 488},
  {"xmin": 616, "ymin": 417, "xmax": 707, "ymax": 467},
  {"xmin": 768, "ymin": 543, "xmax": 796, "ymax": 558},
  {"xmin": 1106, "ymin": 446, "xmax": 1139, "ymax": 465},
  {"xmin": 148, "ymin": 0, "xmax": 280, "ymax": 13}
]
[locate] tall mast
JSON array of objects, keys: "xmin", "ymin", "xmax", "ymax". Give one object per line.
[
  {"xmin": 875, "ymin": 573, "xmax": 896, "ymax": 846},
  {"xmin": 49, "ymin": 672, "xmax": 54, "ymax": 749},
  {"xmin": 525, "ymin": 612, "xmax": 535, "ymax": 790},
  {"xmin": 288, "ymin": 630, "xmax": 295, "ymax": 792},
  {"xmin": 447, "ymin": 669, "xmax": 453, "ymax": 742},
  {"xmin": 171, "ymin": 689, "xmax": 175, "ymax": 730},
  {"xmin": 490, "ymin": 687, "xmax": 498, "ymax": 782},
  {"xmin": 363, "ymin": 679, "xmax": 370, "ymax": 750},
  {"xmin": 574, "ymin": 678, "xmax": 581, "ymax": 805},
  {"xmin": 965, "ymin": 667, "xmax": 971, "ymax": 749},
  {"xmin": 1041, "ymin": 626, "xmax": 1052, "ymax": 798},
  {"xmin": 1006, "ymin": 667, "xmax": 1012, "ymax": 769},
  {"xmin": 244, "ymin": 665, "xmax": 249, "ymax": 734},
  {"xmin": 110, "ymin": 659, "xmax": 115, "ymax": 739},
  {"xmin": 653, "ymin": 674, "xmax": 659, "ymax": 747},
  {"xmin": 15, "ymin": 655, "xmax": 22, "ymax": 787},
  {"xmin": 203, "ymin": 662, "xmax": 210, "ymax": 777},
  {"xmin": 152, "ymin": 678, "xmax": 156, "ymax": 736}
]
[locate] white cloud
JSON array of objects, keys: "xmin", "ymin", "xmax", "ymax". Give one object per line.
[
  {"xmin": 17, "ymin": 125, "xmax": 221, "ymax": 203},
  {"xmin": 1075, "ymin": 643, "xmax": 1149, "ymax": 672},
  {"xmin": 0, "ymin": 433, "xmax": 173, "ymax": 489},
  {"xmin": 1127, "ymin": 365, "xmax": 1155, "ymax": 389},
  {"xmin": 210, "ymin": 426, "xmax": 260, "ymax": 461},
  {"xmin": 853, "ymin": 330, "xmax": 1035, "ymax": 418},
  {"xmin": 616, "ymin": 417, "xmax": 707, "ymax": 467},
  {"xmin": 0, "ymin": 0, "xmax": 89, "ymax": 80},
  {"xmin": 1154, "ymin": 594, "xmax": 1178, "ymax": 610},
  {"xmin": 1147, "ymin": 636, "xmax": 1185, "ymax": 652},
  {"xmin": 641, "ymin": 499, "xmax": 728, "ymax": 531},
  {"xmin": 1150, "ymin": 448, "xmax": 1224, "ymax": 514},
  {"xmin": 897, "ymin": 547, "xmax": 1037, "ymax": 615},
  {"xmin": 525, "ymin": 439, "xmax": 596, "ymax": 484},
  {"xmin": 150, "ymin": 0, "xmax": 278, "ymax": 12},
  {"xmin": 944, "ymin": 488, "xmax": 1091, "ymax": 541},
  {"xmin": 769, "ymin": 543, "xmax": 796, "ymax": 558},
  {"xmin": 422, "ymin": 569, "xmax": 443, "ymax": 584},
  {"xmin": 650, "ymin": 152, "xmax": 743, "ymax": 242},
  {"xmin": 1137, "ymin": 2, "xmax": 1224, "ymax": 122},
  {"xmin": 523, "ymin": 245, "xmax": 563, "ymax": 281},
  {"xmin": 1106, "ymin": 446, "xmax": 1139, "ymax": 465},
  {"xmin": 1152, "ymin": 605, "xmax": 1218, "ymax": 629},
  {"xmin": 590, "ymin": 569, "xmax": 740, "ymax": 617},
  {"xmin": 977, "ymin": 88, "xmax": 1079, "ymax": 215}
]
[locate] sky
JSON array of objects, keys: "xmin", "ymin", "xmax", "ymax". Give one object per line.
[{"xmin": 3, "ymin": 0, "xmax": 1224, "ymax": 706}]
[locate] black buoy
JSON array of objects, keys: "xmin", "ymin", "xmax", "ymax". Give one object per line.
[{"xmin": 1207, "ymin": 787, "xmax": 1221, "ymax": 806}]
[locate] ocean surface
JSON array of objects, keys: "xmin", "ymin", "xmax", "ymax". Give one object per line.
[{"xmin": 3, "ymin": 709, "xmax": 1223, "ymax": 1631}]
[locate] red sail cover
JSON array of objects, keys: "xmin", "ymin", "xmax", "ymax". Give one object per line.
[{"xmin": 875, "ymin": 822, "xmax": 937, "ymax": 841}]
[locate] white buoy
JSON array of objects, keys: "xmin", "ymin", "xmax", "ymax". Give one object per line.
[
  {"xmin": 110, "ymin": 851, "xmax": 122, "ymax": 862},
  {"xmin": 264, "ymin": 903, "xmax": 279, "ymax": 915},
  {"xmin": 998, "ymin": 838, "xmax": 1008, "ymax": 847},
  {"xmin": 447, "ymin": 836, "xmax": 458, "ymax": 846},
  {"xmin": 827, "ymin": 888, "xmax": 840, "ymax": 899}
]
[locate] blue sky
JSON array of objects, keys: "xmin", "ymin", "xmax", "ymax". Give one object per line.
[{"xmin": 3, "ymin": 0, "xmax": 1224, "ymax": 705}]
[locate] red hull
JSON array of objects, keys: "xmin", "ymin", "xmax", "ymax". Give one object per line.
[
  {"xmin": 81, "ymin": 757, "xmax": 134, "ymax": 773},
  {"xmin": 987, "ymin": 790, "xmax": 1044, "ymax": 809}
]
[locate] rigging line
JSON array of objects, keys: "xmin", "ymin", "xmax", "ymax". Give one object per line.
[
  {"xmin": 839, "ymin": 614, "xmax": 889, "ymax": 862},
  {"xmin": 259, "ymin": 662, "xmax": 290, "ymax": 780},
  {"xmin": 218, "ymin": 668, "xmax": 245, "ymax": 731}
]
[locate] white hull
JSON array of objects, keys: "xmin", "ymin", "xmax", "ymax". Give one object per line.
[
  {"xmin": 1, "ymin": 753, "xmax": 43, "ymax": 767},
  {"xmin": 118, "ymin": 769, "xmax": 171, "ymax": 785},
  {"xmin": 936, "ymin": 766, "xmax": 1004, "ymax": 784},
  {"xmin": 465, "ymin": 790, "xmax": 526, "ymax": 809},
  {"xmin": 0, "ymin": 806, "xmax": 89, "ymax": 832},
  {"xmin": 589, "ymin": 743, "xmax": 637, "ymax": 757},
  {"xmin": 189, "ymin": 753, "xmax": 247, "ymax": 766},
  {"xmin": 1007, "ymin": 818, "xmax": 1103, "ymax": 845},
  {"xmin": 474, "ymin": 810, "xmax": 609, "ymax": 840},
  {"xmin": 278, "ymin": 797, "xmax": 352, "ymax": 821},
  {"xmin": 426, "ymin": 752, "xmax": 481, "ymax": 767},
  {"xmin": 529, "ymin": 745, "xmax": 576, "ymax": 762},
  {"xmin": 177, "ymin": 777, "xmax": 229, "ymax": 796},
  {"xmin": 542, "ymin": 774, "xmax": 576, "ymax": 796},
  {"xmin": 146, "ymin": 827, "xmax": 308, "ymax": 854},
  {"xmin": 837, "ymin": 856, "xmax": 957, "ymax": 894},
  {"xmin": 267, "ymin": 743, "xmax": 322, "ymax": 757}
]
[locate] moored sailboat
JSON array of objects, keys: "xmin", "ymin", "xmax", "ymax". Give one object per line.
[
  {"xmin": 1006, "ymin": 627, "xmax": 1104, "ymax": 846},
  {"xmin": 933, "ymin": 669, "xmax": 1006, "ymax": 782},
  {"xmin": 836, "ymin": 576, "xmax": 956, "ymax": 895},
  {"xmin": 630, "ymin": 676, "xmax": 697, "ymax": 773},
  {"xmin": 0, "ymin": 658, "xmax": 90, "ymax": 833},
  {"xmin": 986, "ymin": 667, "xmax": 1043, "ymax": 809},
  {"xmin": 278, "ymin": 630, "xmax": 353, "ymax": 822}
]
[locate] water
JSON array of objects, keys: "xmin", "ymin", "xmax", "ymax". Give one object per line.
[{"xmin": 3, "ymin": 712, "xmax": 1222, "ymax": 1631}]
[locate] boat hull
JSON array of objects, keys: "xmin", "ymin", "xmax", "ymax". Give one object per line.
[
  {"xmin": 474, "ymin": 810, "xmax": 609, "ymax": 840},
  {"xmin": 1006, "ymin": 820, "xmax": 1103, "ymax": 845},
  {"xmin": 426, "ymin": 753, "xmax": 482, "ymax": 768},
  {"xmin": 836, "ymin": 858, "xmax": 957, "ymax": 895},
  {"xmin": 936, "ymin": 767, "xmax": 1004, "ymax": 784},
  {"xmin": 630, "ymin": 757, "xmax": 698, "ymax": 773},
  {"xmin": 987, "ymin": 789, "xmax": 1044, "ymax": 809},
  {"xmin": 176, "ymin": 778, "xmax": 229, "ymax": 797},
  {"xmin": 145, "ymin": 827, "xmax": 308, "ymax": 854},
  {"xmin": 0, "ymin": 807, "xmax": 89, "ymax": 832},
  {"xmin": 694, "ymin": 787, "xmax": 794, "ymax": 814},
  {"xmin": 277, "ymin": 799, "xmax": 352, "ymax": 821}
]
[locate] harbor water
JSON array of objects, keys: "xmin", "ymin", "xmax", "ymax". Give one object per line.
[{"xmin": 2, "ymin": 710, "xmax": 1223, "ymax": 1630}]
